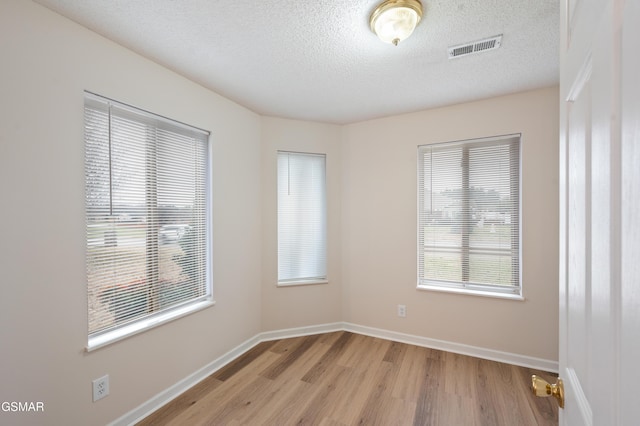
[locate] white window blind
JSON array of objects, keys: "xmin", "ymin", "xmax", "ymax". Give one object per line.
[
  {"xmin": 277, "ymin": 151, "xmax": 327, "ymax": 284},
  {"xmin": 418, "ymin": 135, "xmax": 520, "ymax": 296},
  {"xmin": 85, "ymin": 92, "xmax": 210, "ymax": 343}
]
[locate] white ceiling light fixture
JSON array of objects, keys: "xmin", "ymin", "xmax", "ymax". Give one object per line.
[{"xmin": 370, "ymin": 0, "xmax": 423, "ymax": 46}]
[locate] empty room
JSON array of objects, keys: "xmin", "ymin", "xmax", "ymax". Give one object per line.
[{"xmin": 1, "ymin": 0, "xmax": 638, "ymax": 425}]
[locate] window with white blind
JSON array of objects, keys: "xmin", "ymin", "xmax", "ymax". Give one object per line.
[
  {"xmin": 277, "ymin": 151, "xmax": 327, "ymax": 285},
  {"xmin": 418, "ymin": 135, "xmax": 521, "ymax": 298},
  {"xmin": 85, "ymin": 92, "xmax": 212, "ymax": 350}
]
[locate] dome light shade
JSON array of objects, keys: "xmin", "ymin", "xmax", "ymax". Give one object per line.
[{"xmin": 370, "ymin": 0, "xmax": 423, "ymax": 46}]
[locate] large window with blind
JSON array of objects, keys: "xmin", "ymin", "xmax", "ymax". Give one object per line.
[
  {"xmin": 85, "ymin": 92, "xmax": 212, "ymax": 350},
  {"xmin": 277, "ymin": 151, "xmax": 327, "ymax": 285},
  {"xmin": 418, "ymin": 135, "xmax": 521, "ymax": 298}
]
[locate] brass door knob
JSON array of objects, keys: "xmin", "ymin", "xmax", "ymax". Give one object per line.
[{"xmin": 531, "ymin": 375, "xmax": 564, "ymax": 408}]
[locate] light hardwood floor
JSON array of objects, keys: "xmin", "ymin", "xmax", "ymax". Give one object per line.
[{"xmin": 137, "ymin": 331, "xmax": 558, "ymax": 425}]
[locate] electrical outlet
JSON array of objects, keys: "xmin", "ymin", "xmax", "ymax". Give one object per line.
[
  {"xmin": 92, "ymin": 375, "xmax": 109, "ymax": 402},
  {"xmin": 397, "ymin": 304, "xmax": 406, "ymax": 318}
]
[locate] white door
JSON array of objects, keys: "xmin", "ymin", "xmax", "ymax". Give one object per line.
[
  {"xmin": 559, "ymin": 0, "xmax": 640, "ymax": 425},
  {"xmin": 619, "ymin": 0, "xmax": 640, "ymax": 423}
]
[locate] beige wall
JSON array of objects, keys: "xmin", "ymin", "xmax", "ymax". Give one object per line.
[
  {"xmin": 341, "ymin": 87, "xmax": 559, "ymax": 361},
  {"xmin": 260, "ymin": 117, "xmax": 343, "ymax": 330},
  {"xmin": 1, "ymin": 1, "xmax": 559, "ymax": 424},
  {"xmin": 1, "ymin": 1, "xmax": 262, "ymax": 425}
]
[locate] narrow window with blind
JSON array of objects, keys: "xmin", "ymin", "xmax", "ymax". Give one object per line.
[
  {"xmin": 277, "ymin": 151, "xmax": 327, "ymax": 286},
  {"xmin": 417, "ymin": 134, "xmax": 521, "ymax": 298},
  {"xmin": 85, "ymin": 92, "xmax": 212, "ymax": 350}
]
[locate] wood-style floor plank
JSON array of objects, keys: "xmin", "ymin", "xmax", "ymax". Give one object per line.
[
  {"xmin": 212, "ymin": 341, "xmax": 277, "ymax": 382},
  {"xmin": 355, "ymin": 361, "xmax": 399, "ymax": 424},
  {"xmin": 301, "ymin": 331, "xmax": 354, "ymax": 384},
  {"xmin": 159, "ymin": 350, "xmax": 281, "ymax": 426},
  {"xmin": 413, "ymin": 357, "xmax": 443, "ymax": 425},
  {"xmin": 293, "ymin": 364, "xmax": 353, "ymax": 424},
  {"xmin": 260, "ymin": 334, "xmax": 320, "ymax": 380},
  {"xmin": 391, "ymin": 344, "xmax": 428, "ymax": 402},
  {"xmin": 136, "ymin": 332, "xmax": 559, "ymax": 426}
]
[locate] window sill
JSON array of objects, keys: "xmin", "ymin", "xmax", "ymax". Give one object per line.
[
  {"xmin": 86, "ymin": 299, "xmax": 215, "ymax": 352},
  {"xmin": 417, "ymin": 284, "xmax": 524, "ymax": 301},
  {"xmin": 277, "ymin": 279, "xmax": 329, "ymax": 287}
]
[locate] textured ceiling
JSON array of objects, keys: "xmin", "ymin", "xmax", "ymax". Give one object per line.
[{"xmin": 34, "ymin": 0, "xmax": 559, "ymax": 124}]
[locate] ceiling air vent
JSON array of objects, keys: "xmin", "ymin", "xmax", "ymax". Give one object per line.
[{"xmin": 448, "ymin": 35, "xmax": 503, "ymax": 59}]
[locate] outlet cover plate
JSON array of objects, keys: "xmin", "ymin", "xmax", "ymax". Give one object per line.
[{"xmin": 92, "ymin": 375, "xmax": 109, "ymax": 402}]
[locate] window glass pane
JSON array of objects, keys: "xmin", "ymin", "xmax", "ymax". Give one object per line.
[
  {"xmin": 423, "ymin": 222, "xmax": 462, "ymax": 248},
  {"xmin": 418, "ymin": 135, "xmax": 520, "ymax": 295},
  {"xmin": 85, "ymin": 93, "xmax": 210, "ymax": 337},
  {"xmin": 277, "ymin": 151, "xmax": 327, "ymax": 283},
  {"xmin": 423, "ymin": 250, "xmax": 462, "ymax": 282},
  {"xmin": 469, "ymin": 253, "xmax": 513, "ymax": 286}
]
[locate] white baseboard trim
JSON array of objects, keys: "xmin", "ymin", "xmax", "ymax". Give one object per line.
[
  {"xmin": 111, "ymin": 321, "xmax": 558, "ymax": 425},
  {"xmin": 342, "ymin": 322, "xmax": 559, "ymax": 373},
  {"xmin": 258, "ymin": 322, "xmax": 344, "ymax": 342}
]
